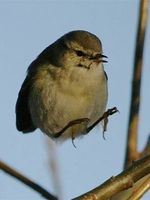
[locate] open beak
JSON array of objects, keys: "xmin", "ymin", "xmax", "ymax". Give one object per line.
[
  {"xmin": 89, "ymin": 53, "xmax": 108, "ymax": 63},
  {"xmin": 100, "ymin": 54, "xmax": 108, "ymax": 63}
]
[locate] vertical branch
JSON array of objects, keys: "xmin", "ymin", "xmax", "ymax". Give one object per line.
[
  {"xmin": 46, "ymin": 138, "xmax": 63, "ymax": 199},
  {"xmin": 124, "ymin": 0, "xmax": 148, "ymax": 168}
]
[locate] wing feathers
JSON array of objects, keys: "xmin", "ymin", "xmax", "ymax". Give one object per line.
[{"xmin": 16, "ymin": 76, "xmax": 36, "ymax": 133}]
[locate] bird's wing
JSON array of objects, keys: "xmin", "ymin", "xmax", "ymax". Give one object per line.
[
  {"xmin": 16, "ymin": 74, "xmax": 36, "ymax": 133},
  {"xmin": 16, "ymin": 43, "xmax": 57, "ymax": 133}
]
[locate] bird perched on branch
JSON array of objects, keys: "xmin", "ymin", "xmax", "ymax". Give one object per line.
[{"xmin": 16, "ymin": 30, "xmax": 108, "ymax": 141}]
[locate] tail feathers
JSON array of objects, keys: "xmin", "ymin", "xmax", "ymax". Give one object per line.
[{"xmin": 16, "ymin": 77, "xmax": 36, "ymax": 133}]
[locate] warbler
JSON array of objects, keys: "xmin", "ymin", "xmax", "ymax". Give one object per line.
[{"xmin": 16, "ymin": 30, "xmax": 108, "ymax": 141}]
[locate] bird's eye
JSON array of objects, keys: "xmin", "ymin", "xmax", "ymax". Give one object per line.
[{"xmin": 75, "ymin": 50, "xmax": 84, "ymax": 57}]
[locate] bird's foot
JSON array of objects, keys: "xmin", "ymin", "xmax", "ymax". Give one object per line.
[
  {"xmin": 86, "ymin": 106, "xmax": 118, "ymax": 139},
  {"xmin": 101, "ymin": 107, "xmax": 119, "ymax": 139},
  {"xmin": 69, "ymin": 118, "xmax": 90, "ymax": 148}
]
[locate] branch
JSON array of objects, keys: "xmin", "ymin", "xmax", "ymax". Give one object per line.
[
  {"xmin": 124, "ymin": 0, "xmax": 148, "ymax": 168},
  {"xmin": 126, "ymin": 176, "xmax": 150, "ymax": 200},
  {"xmin": 0, "ymin": 160, "xmax": 57, "ymax": 200},
  {"xmin": 73, "ymin": 155, "xmax": 150, "ymax": 200}
]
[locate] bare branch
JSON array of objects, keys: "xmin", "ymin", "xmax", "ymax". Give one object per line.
[
  {"xmin": 111, "ymin": 174, "xmax": 150, "ymax": 200},
  {"xmin": 0, "ymin": 160, "xmax": 57, "ymax": 200},
  {"xmin": 126, "ymin": 175, "xmax": 150, "ymax": 200},
  {"xmin": 73, "ymin": 155, "xmax": 150, "ymax": 200},
  {"xmin": 124, "ymin": 0, "xmax": 148, "ymax": 168}
]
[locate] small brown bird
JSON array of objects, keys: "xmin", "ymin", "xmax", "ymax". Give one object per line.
[{"xmin": 16, "ymin": 30, "xmax": 108, "ymax": 141}]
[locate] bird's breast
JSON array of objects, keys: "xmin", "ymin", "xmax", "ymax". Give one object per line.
[{"xmin": 29, "ymin": 64, "xmax": 108, "ymax": 138}]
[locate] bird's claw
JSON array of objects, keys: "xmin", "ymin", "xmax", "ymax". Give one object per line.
[{"xmin": 102, "ymin": 107, "xmax": 119, "ymax": 139}]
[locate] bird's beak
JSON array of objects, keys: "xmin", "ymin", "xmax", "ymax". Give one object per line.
[
  {"xmin": 101, "ymin": 54, "xmax": 108, "ymax": 58},
  {"xmin": 99, "ymin": 54, "xmax": 108, "ymax": 63},
  {"xmin": 89, "ymin": 53, "xmax": 108, "ymax": 63}
]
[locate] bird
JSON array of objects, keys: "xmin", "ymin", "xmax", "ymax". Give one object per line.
[{"xmin": 16, "ymin": 30, "xmax": 108, "ymax": 141}]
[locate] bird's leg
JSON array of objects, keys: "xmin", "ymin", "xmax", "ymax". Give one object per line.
[
  {"xmin": 53, "ymin": 107, "xmax": 118, "ymax": 140},
  {"xmin": 53, "ymin": 118, "xmax": 90, "ymax": 138},
  {"xmin": 102, "ymin": 108, "xmax": 116, "ymax": 139}
]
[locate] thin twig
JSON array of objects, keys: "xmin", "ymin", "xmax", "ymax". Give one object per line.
[
  {"xmin": 124, "ymin": 0, "xmax": 148, "ymax": 168},
  {"xmin": 0, "ymin": 160, "xmax": 57, "ymax": 200},
  {"xmin": 73, "ymin": 155, "xmax": 150, "ymax": 200}
]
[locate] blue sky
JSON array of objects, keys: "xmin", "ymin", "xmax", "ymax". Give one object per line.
[{"xmin": 0, "ymin": 0, "xmax": 150, "ymax": 199}]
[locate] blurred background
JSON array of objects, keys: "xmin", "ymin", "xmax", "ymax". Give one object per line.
[{"xmin": 0, "ymin": 0, "xmax": 150, "ymax": 199}]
